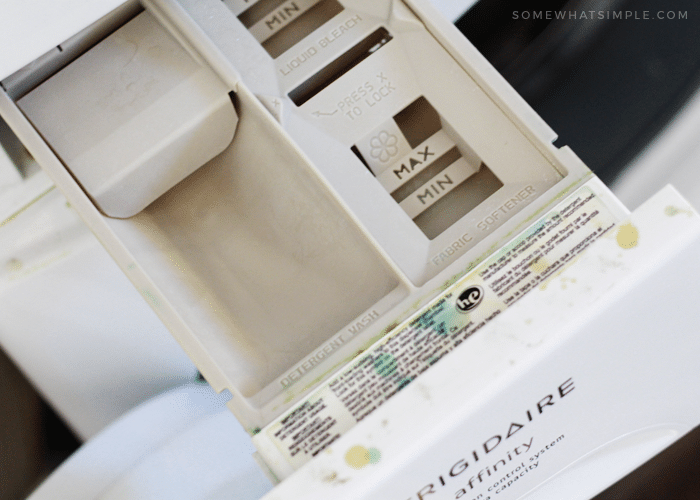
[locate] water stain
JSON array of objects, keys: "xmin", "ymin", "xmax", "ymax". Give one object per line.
[
  {"xmin": 616, "ymin": 223, "xmax": 639, "ymax": 249},
  {"xmin": 417, "ymin": 383, "xmax": 431, "ymax": 401}
]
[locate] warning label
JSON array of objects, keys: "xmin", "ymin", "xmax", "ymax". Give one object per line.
[
  {"xmin": 257, "ymin": 186, "xmax": 618, "ymax": 470},
  {"xmin": 480, "ymin": 192, "xmax": 610, "ymax": 305}
]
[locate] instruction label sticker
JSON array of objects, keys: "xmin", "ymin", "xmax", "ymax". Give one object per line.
[{"xmin": 258, "ymin": 186, "xmax": 618, "ymax": 470}]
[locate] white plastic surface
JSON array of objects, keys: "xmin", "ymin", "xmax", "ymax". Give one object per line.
[
  {"xmin": 0, "ymin": 121, "xmax": 53, "ymax": 221},
  {"xmin": 27, "ymin": 384, "xmax": 273, "ymax": 500},
  {"xmin": 430, "ymin": 0, "xmax": 477, "ymax": 21},
  {"xmin": 17, "ymin": 11, "xmax": 238, "ymax": 218},
  {"xmin": 522, "ymin": 426, "xmax": 683, "ymax": 500},
  {"xmin": 0, "ymin": 0, "xmax": 128, "ymax": 80},
  {"xmin": 0, "ymin": 187, "xmax": 197, "ymax": 438}
]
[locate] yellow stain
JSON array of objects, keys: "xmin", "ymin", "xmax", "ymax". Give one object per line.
[
  {"xmin": 345, "ymin": 446, "xmax": 370, "ymax": 469},
  {"xmin": 529, "ymin": 258, "xmax": 549, "ymax": 274},
  {"xmin": 616, "ymin": 223, "xmax": 639, "ymax": 249},
  {"xmin": 346, "ymin": 445, "xmax": 380, "ymax": 468}
]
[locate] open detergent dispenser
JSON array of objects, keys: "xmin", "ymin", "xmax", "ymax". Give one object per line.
[{"xmin": 3, "ymin": 0, "xmax": 700, "ymax": 498}]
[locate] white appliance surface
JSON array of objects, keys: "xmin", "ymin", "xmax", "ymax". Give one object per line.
[
  {"xmin": 0, "ymin": 184, "xmax": 198, "ymax": 439},
  {"xmin": 0, "ymin": 0, "xmax": 127, "ymax": 81},
  {"xmin": 26, "ymin": 384, "xmax": 273, "ymax": 500}
]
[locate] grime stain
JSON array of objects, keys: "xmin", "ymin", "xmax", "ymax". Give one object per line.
[
  {"xmin": 1, "ymin": 186, "xmax": 55, "ymax": 228},
  {"xmin": 6, "ymin": 258, "xmax": 22, "ymax": 272},
  {"xmin": 6, "ymin": 251, "xmax": 69, "ymax": 278},
  {"xmin": 529, "ymin": 257, "xmax": 549, "ymax": 274},
  {"xmin": 141, "ymin": 289, "xmax": 161, "ymax": 307},
  {"xmin": 322, "ymin": 471, "xmax": 350, "ymax": 485},
  {"xmin": 616, "ymin": 223, "xmax": 639, "ymax": 249},
  {"xmin": 560, "ymin": 276, "xmax": 577, "ymax": 290},
  {"xmin": 381, "ymin": 321, "xmax": 400, "ymax": 337},
  {"xmin": 345, "ymin": 445, "xmax": 381, "ymax": 469},
  {"xmin": 373, "ymin": 352, "xmax": 397, "ymax": 378},
  {"xmin": 665, "ymin": 205, "xmax": 692, "ymax": 217},
  {"xmin": 539, "ymin": 266, "xmax": 567, "ymax": 291}
]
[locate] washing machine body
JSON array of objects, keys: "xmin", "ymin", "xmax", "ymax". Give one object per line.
[{"xmin": 25, "ymin": 384, "xmax": 273, "ymax": 500}]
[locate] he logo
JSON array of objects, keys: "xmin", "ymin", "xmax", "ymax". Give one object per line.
[{"xmin": 456, "ymin": 285, "xmax": 484, "ymax": 313}]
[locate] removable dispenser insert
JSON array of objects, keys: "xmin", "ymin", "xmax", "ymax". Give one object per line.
[
  {"xmin": 220, "ymin": 0, "xmax": 566, "ymax": 286},
  {"xmin": 352, "ymin": 96, "xmax": 502, "ymax": 239},
  {"xmin": 0, "ymin": 0, "xmax": 615, "ymax": 485},
  {"xmin": 6, "ymin": 1, "xmax": 406, "ymax": 425}
]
